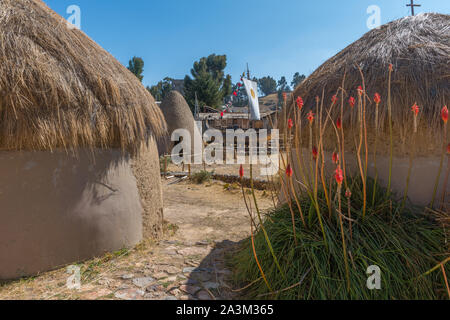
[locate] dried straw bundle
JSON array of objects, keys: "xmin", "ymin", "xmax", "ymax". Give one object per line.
[{"xmin": 0, "ymin": 0, "xmax": 166, "ymax": 152}]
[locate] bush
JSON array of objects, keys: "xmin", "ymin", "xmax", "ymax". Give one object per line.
[
  {"xmin": 191, "ymin": 170, "xmax": 213, "ymax": 184},
  {"xmin": 232, "ymin": 177, "xmax": 448, "ymax": 300}
]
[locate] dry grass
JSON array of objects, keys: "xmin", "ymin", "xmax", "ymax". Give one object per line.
[{"xmin": 0, "ymin": 0, "xmax": 166, "ymax": 153}]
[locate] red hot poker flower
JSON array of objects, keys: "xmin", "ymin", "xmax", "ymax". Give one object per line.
[
  {"xmin": 331, "ymin": 95, "xmax": 338, "ymax": 105},
  {"xmin": 357, "ymin": 86, "xmax": 363, "ymax": 96},
  {"xmin": 296, "ymin": 96, "xmax": 304, "ymax": 110},
  {"xmin": 335, "ymin": 166, "xmax": 344, "ymax": 186},
  {"xmin": 447, "ymin": 143, "xmax": 450, "ymax": 155},
  {"xmin": 312, "ymin": 146, "xmax": 318, "ymax": 160},
  {"xmin": 288, "ymin": 118, "xmax": 294, "ymax": 129},
  {"xmin": 286, "ymin": 164, "xmax": 293, "ymax": 178},
  {"xmin": 336, "ymin": 117, "xmax": 342, "ymax": 130},
  {"xmin": 442, "ymin": 106, "xmax": 449, "ymax": 124},
  {"xmin": 332, "ymin": 152, "xmax": 339, "ymax": 164},
  {"xmin": 307, "ymin": 111, "xmax": 315, "ymax": 125},
  {"xmin": 282, "ymin": 92, "xmax": 287, "ymax": 102},
  {"xmin": 374, "ymin": 93, "xmax": 381, "ymax": 105},
  {"xmin": 345, "ymin": 189, "xmax": 352, "ymax": 198},
  {"xmin": 349, "ymin": 96, "xmax": 355, "ymax": 108},
  {"xmin": 411, "ymin": 103, "xmax": 419, "ymax": 133},
  {"xmin": 389, "ymin": 64, "xmax": 393, "ymax": 72},
  {"xmin": 411, "ymin": 103, "xmax": 419, "ymax": 116},
  {"xmin": 239, "ymin": 165, "xmax": 244, "ymax": 178}
]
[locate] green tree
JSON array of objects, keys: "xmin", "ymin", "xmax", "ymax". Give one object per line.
[
  {"xmin": 277, "ymin": 76, "xmax": 291, "ymax": 106},
  {"xmin": 147, "ymin": 77, "xmax": 174, "ymax": 101},
  {"xmin": 258, "ymin": 76, "xmax": 277, "ymax": 96},
  {"xmin": 277, "ymin": 76, "xmax": 291, "ymax": 92},
  {"xmin": 127, "ymin": 57, "xmax": 145, "ymax": 82},
  {"xmin": 231, "ymin": 82, "xmax": 248, "ymax": 107},
  {"xmin": 291, "ymin": 72, "xmax": 306, "ymax": 89},
  {"xmin": 184, "ymin": 54, "xmax": 232, "ymax": 111}
]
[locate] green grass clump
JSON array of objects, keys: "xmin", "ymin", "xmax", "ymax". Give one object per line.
[
  {"xmin": 191, "ymin": 170, "xmax": 213, "ymax": 184},
  {"xmin": 232, "ymin": 177, "xmax": 448, "ymax": 300}
]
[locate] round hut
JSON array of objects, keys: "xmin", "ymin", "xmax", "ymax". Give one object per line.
[
  {"xmin": 0, "ymin": 0, "xmax": 166, "ymax": 280},
  {"xmin": 287, "ymin": 13, "xmax": 449, "ymax": 206},
  {"xmin": 158, "ymin": 90, "xmax": 201, "ymax": 158}
]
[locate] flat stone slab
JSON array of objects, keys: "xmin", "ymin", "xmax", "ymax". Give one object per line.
[
  {"xmin": 179, "ymin": 285, "xmax": 201, "ymax": 295},
  {"xmin": 114, "ymin": 288, "xmax": 145, "ymax": 300}
]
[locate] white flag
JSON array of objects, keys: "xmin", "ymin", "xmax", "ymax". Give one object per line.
[{"xmin": 242, "ymin": 78, "xmax": 261, "ymax": 121}]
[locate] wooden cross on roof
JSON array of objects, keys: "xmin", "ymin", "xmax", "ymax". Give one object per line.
[{"xmin": 407, "ymin": 0, "xmax": 421, "ymax": 16}]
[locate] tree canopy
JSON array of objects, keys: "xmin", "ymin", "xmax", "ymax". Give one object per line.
[
  {"xmin": 258, "ymin": 76, "xmax": 277, "ymax": 96},
  {"xmin": 127, "ymin": 56, "xmax": 144, "ymax": 82},
  {"xmin": 291, "ymin": 72, "xmax": 306, "ymax": 90},
  {"xmin": 184, "ymin": 54, "xmax": 232, "ymax": 111},
  {"xmin": 147, "ymin": 77, "xmax": 174, "ymax": 101}
]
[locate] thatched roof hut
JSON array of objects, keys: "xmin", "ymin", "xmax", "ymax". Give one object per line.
[
  {"xmin": 158, "ymin": 90, "xmax": 200, "ymax": 157},
  {"xmin": 0, "ymin": 0, "xmax": 166, "ymax": 280},
  {"xmin": 283, "ymin": 13, "xmax": 449, "ymax": 207},
  {"xmin": 0, "ymin": 0, "xmax": 166, "ymax": 152},
  {"xmin": 291, "ymin": 13, "xmax": 449, "ymax": 155}
]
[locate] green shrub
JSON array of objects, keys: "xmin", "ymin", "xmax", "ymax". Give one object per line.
[
  {"xmin": 232, "ymin": 177, "xmax": 448, "ymax": 300},
  {"xmin": 191, "ymin": 170, "xmax": 213, "ymax": 184}
]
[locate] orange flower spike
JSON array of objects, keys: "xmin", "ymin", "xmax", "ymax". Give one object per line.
[
  {"xmin": 336, "ymin": 117, "xmax": 342, "ymax": 130},
  {"xmin": 296, "ymin": 96, "xmax": 304, "ymax": 110},
  {"xmin": 286, "ymin": 164, "xmax": 293, "ymax": 178},
  {"xmin": 331, "ymin": 95, "xmax": 338, "ymax": 105},
  {"xmin": 345, "ymin": 189, "xmax": 352, "ymax": 199},
  {"xmin": 332, "ymin": 152, "xmax": 339, "ymax": 164},
  {"xmin": 447, "ymin": 143, "xmax": 450, "ymax": 155},
  {"xmin": 307, "ymin": 111, "xmax": 315, "ymax": 125},
  {"xmin": 282, "ymin": 92, "xmax": 287, "ymax": 102},
  {"xmin": 442, "ymin": 106, "xmax": 449, "ymax": 124},
  {"xmin": 335, "ymin": 166, "xmax": 344, "ymax": 186},
  {"xmin": 348, "ymin": 96, "xmax": 355, "ymax": 108},
  {"xmin": 411, "ymin": 103, "xmax": 419, "ymax": 133},
  {"xmin": 374, "ymin": 93, "xmax": 381, "ymax": 105},
  {"xmin": 389, "ymin": 64, "xmax": 394, "ymax": 72},
  {"xmin": 239, "ymin": 165, "xmax": 244, "ymax": 178},
  {"xmin": 312, "ymin": 146, "xmax": 318, "ymax": 160},
  {"xmin": 411, "ymin": 103, "xmax": 420, "ymax": 116},
  {"xmin": 357, "ymin": 86, "xmax": 363, "ymax": 96},
  {"xmin": 288, "ymin": 118, "xmax": 294, "ymax": 129}
]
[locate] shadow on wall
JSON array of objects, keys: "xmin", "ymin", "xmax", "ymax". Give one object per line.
[{"xmin": 0, "ymin": 149, "xmax": 143, "ymax": 280}]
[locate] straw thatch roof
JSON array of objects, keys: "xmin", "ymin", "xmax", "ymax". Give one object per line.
[
  {"xmin": 292, "ymin": 13, "xmax": 449, "ymax": 136},
  {"xmin": 158, "ymin": 90, "xmax": 199, "ymax": 156},
  {"xmin": 0, "ymin": 0, "xmax": 166, "ymax": 152}
]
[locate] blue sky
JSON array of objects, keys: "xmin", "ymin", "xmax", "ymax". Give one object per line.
[{"xmin": 42, "ymin": 0, "xmax": 449, "ymax": 87}]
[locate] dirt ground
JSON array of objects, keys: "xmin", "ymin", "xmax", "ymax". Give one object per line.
[{"xmin": 0, "ymin": 176, "xmax": 273, "ymax": 300}]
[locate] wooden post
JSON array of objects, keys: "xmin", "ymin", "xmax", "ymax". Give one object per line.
[
  {"xmin": 406, "ymin": 0, "xmax": 421, "ymax": 16},
  {"xmin": 164, "ymin": 155, "xmax": 168, "ymax": 177}
]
